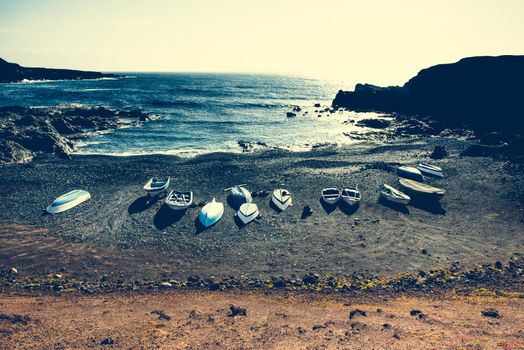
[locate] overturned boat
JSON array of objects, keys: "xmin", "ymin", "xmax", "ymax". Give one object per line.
[
  {"xmin": 341, "ymin": 185, "xmax": 361, "ymax": 206},
  {"xmin": 165, "ymin": 190, "xmax": 193, "ymax": 210},
  {"xmin": 199, "ymin": 198, "xmax": 224, "ymax": 227},
  {"xmin": 380, "ymin": 183, "xmax": 410, "ymax": 205},
  {"xmin": 46, "ymin": 189, "xmax": 91, "ymax": 214},
  {"xmin": 226, "ymin": 184, "xmax": 252, "ymax": 206},
  {"xmin": 237, "ymin": 202, "xmax": 260, "ymax": 224},
  {"xmin": 399, "ymin": 178, "xmax": 445, "ymax": 197},
  {"xmin": 271, "ymin": 188, "xmax": 292, "ymax": 211},
  {"xmin": 417, "ymin": 163, "xmax": 443, "ymax": 178},
  {"xmin": 321, "ymin": 187, "xmax": 341, "ymax": 205},
  {"xmin": 144, "ymin": 177, "xmax": 170, "ymax": 197},
  {"xmin": 397, "ymin": 166, "xmax": 425, "ymax": 182}
]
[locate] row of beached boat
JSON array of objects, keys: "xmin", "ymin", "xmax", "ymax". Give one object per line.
[
  {"xmin": 45, "ymin": 163, "xmax": 445, "ymax": 221},
  {"xmin": 380, "ymin": 163, "xmax": 445, "ymax": 205}
]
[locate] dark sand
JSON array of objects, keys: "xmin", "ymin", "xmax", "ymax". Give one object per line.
[{"xmin": 0, "ymin": 137, "xmax": 523, "ymax": 281}]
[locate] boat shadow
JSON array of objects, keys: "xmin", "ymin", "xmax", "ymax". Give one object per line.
[
  {"xmin": 320, "ymin": 198, "xmax": 337, "ymax": 214},
  {"xmin": 128, "ymin": 195, "xmax": 158, "ymax": 215},
  {"xmin": 378, "ymin": 197, "xmax": 410, "ymax": 214},
  {"xmin": 269, "ymin": 200, "xmax": 283, "ymax": 213},
  {"xmin": 226, "ymin": 196, "xmax": 241, "ymax": 210},
  {"xmin": 153, "ymin": 204, "xmax": 186, "ymax": 230},
  {"xmin": 234, "ymin": 215, "xmax": 247, "ymax": 229},
  {"xmin": 194, "ymin": 216, "xmax": 213, "ymax": 234},
  {"xmin": 338, "ymin": 201, "xmax": 359, "ymax": 216},
  {"xmin": 408, "ymin": 196, "xmax": 446, "ymax": 215}
]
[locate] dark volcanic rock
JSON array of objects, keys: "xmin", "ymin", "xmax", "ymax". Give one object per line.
[
  {"xmin": 430, "ymin": 145, "xmax": 448, "ymax": 159},
  {"xmin": 349, "ymin": 309, "xmax": 367, "ymax": 319},
  {"xmin": 356, "ymin": 118, "xmax": 391, "ymax": 129},
  {"xmin": 286, "ymin": 112, "xmax": 297, "ymax": 118},
  {"xmin": 481, "ymin": 309, "xmax": 500, "ymax": 318},
  {"xmin": 229, "ymin": 305, "xmax": 247, "ymax": 317},
  {"xmin": 0, "ymin": 57, "xmax": 117, "ymax": 83},
  {"xmin": 332, "ymin": 56, "xmax": 524, "ymax": 135},
  {"xmin": 0, "ymin": 105, "xmax": 153, "ymax": 163}
]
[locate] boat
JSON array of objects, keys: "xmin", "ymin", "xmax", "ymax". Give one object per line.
[
  {"xmin": 397, "ymin": 166, "xmax": 425, "ymax": 182},
  {"xmin": 46, "ymin": 189, "xmax": 91, "ymax": 214},
  {"xmin": 199, "ymin": 198, "xmax": 224, "ymax": 227},
  {"xmin": 237, "ymin": 202, "xmax": 259, "ymax": 224},
  {"xmin": 380, "ymin": 183, "xmax": 410, "ymax": 205},
  {"xmin": 398, "ymin": 178, "xmax": 446, "ymax": 197},
  {"xmin": 321, "ymin": 187, "xmax": 341, "ymax": 205},
  {"xmin": 271, "ymin": 188, "xmax": 292, "ymax": 211},
  {"xmin": 225, "ymin": 184, "xmax": 252, "ymax": 206},
  {"xmin": 165, "ymin": 190, "xmax": 193, "ymax": 210},
  {"xmin": 341, "ymin": 185, "xmax": 361, "ymax": 206},
  {"xmin": 417, "ymin": 163, "xmax": 443, "ymax": 178},
  {"xmin": 144, "ymin": 177, "xmax": 170, "ymax": 197}
]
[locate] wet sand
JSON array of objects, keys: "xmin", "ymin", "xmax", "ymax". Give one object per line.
[
  {"xmin": 1, "ymin": 290, "xmax": 523, "ymax": 349},
  {"xmin": 0, "ymin": 137, "xmax": 523, "ymax": 282}
]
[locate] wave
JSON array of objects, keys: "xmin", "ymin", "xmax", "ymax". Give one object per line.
[{"xmin": 14, "ymin": 77, "xmax": 119, "ymax": 84}]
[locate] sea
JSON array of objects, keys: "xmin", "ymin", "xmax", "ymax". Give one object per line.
[{"xmin": 0, "ymin": 73, "xmax": 375, "ymax": 157}]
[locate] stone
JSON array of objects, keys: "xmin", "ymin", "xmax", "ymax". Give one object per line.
[
  {"xmin": 229, "ymin": 305, "xmax": 247, "ymax": 317},
  {"xmin": 481, "ymin": 309, "xmax": 500, "ymax": 318},
  {"xmin": 349, "ymin": 309, "xmax": 367, "ymax": 319},
  {"xmin": 431, "ymin": 145, "xmax": 448, "ymax": 159}
]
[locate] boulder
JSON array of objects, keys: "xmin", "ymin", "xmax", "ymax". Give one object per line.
[
  {"xmin": 356, "ymin": 118, "xmax": 391, "ymax": 129},
  {"xmin": 430, "ymin": 146, "xmax": 448, "ymax": 159},
  {"xmin": 287, "ymin": 112, "xmax": 297, "ymax": 118}
]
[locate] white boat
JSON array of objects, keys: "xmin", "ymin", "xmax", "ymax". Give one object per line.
[
  {"xmin": 46, "ymin": 190, "xmax": 91, "ymax": 214},
  {"xmin": 237, "ymin": 202, "xmax": 259, "ymax": 224},
  {"xmin": 398, "ymin": 178, "xmax": 445, "ymax": 197},
  {"xmin": 271, "ymin": 188, "xmax": 292, "ymax": 211},
  {"xmin": 144, "ymin": 177, "xmax": 170, "ymax": 197},
  {"xmin": 199, "ymin": 198, "xmax": 224, "ymax": 227},
  {"xmin": 321, "ymin": 187, "xmax": 341, "ymax": 205},
  {"xmin": 397, "ymin": 166, "xmax": 425, "ymax": 182},
  {"xmin": 381, "ymin": 183, "xmax": 410, "ymax": 205},
  {"xmin": 341, "ymin": 185, "xmax": 361, "ymax": 206},
  {"xmin": 165, "ymin": 190, "xmax": 193, "ymax": 210},
  {"xmin": 417, "ymin": 163, "xmax": 443, "ymax": 178},
  {"xmin": 226, "ymin": 184, "xmax": 252, "ymax": 206}
]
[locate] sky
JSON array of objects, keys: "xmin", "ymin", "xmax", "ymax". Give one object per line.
[{"xmin": 1, "ymin": 0, "xmax": 523, "ymax": 85}]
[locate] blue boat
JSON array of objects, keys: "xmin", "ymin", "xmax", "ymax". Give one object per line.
[
  {"xmin": 226, "ymin": 184, "xmax": 252, "ymax": 206},
  {"xmin": 199, "ymin": 198, "xmax": 224, "ymax": 227},
  {"xmin": 46, "ymin": 189, "xmax": 91, "ymax": 214},
  {"xmin": 143, "ymin": 177, "xmax": 170, "ymax": 197}
]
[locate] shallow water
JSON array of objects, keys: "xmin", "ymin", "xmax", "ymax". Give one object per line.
[{"xmin": 0, "ymin": 73, "xmax": 374, "ymax": 156}]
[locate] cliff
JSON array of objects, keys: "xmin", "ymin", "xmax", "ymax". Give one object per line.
[
  {"xmin": 0, "ymin": 58, "xmax": 117, "ymax": 83},
  {"xmin": 332, "ymin": 56, "xmax": 524, "ymax": 133}
]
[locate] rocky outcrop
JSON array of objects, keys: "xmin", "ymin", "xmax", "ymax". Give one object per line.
[
  {"xmin": 333, "ymin": 56, "xmax": 524, "ymax": 133},
  {"xmin": 0, "ymin": 58, "xmax": 117, "ymax": 83},
  {"xmin": 0, "ymin": 105, "xmax": 154, "ymax": 163}
]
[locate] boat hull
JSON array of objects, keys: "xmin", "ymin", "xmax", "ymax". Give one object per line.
[
  {"xmin": 237, "ymin": 203, "xmax": 259, "ymax": 224},
  {"xmin": 46, "ymin": 190, "xmax": 91, "ymax": 214},
  {"xmin": 199, "ymin": 200, "xmax": 224, "ymax": 227},
  {"xmin": 144, "ymin": 177, "xmax": 170, "ymax": 197},
  {"xmin": 397, "ymin": 166, "xmax": 425, "ymax": 182},
  {"xmin": 398, "ymin": 178, "xmax": 445, "ymax": 198},
  {"xmin": 165, "ymin": 191, "xmax": 193, "ymax": 210},
  {"xmin": 417, "ymin": 163, "xmax": 443, "ymax": 178},
  {"xmin": 271, "ymin": 189, "xmax": 292, "ymax": 211}
]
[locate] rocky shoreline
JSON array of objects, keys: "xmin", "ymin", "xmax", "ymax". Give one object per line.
[
  {"xmin": 0, "ymin": 105, "xmax": 155, "ymax": 163},
  {"xmin": 0, "ymin": 57, "xmax": 117, "ymax": 83}
]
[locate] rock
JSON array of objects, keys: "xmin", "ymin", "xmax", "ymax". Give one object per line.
[
  {"xmin": 410, "ymin": 310, "xmax": 422, "ymax": 316},
  {"xmin": 0, "ymin": 313, "xmax": 31, "ymax": 325},
  {"xmin": 430, "ymin": 145, "xmax": 448, "ymax": 159},
  {"xmin": 287, "ymin": 112, "xmax": 297, "ymax": 118},
  {"xmin": 421, "ymin": 249, "xmax": 428, "ymax": 255},
  {"xmin": 237, "ymin": 140, "xmax": 270, "ymax": 153},
  {"xmin": 393, "ymin": 329, "xmax": 402, "ymax": 340},
  {"xmin": 332, "ymin": 56, "xmax": 524, "ymax": 136},
  {"xmin": 495, "ymin": 261, "xmax": 503, "ymax": 269},
  {"xmin": 349, "ymin": 309, "xmax": 367, "ymax": 319},
  {"xmin": 100, "ymin": 338, "xmax": 115, "ymax": 345},
  {"xmin": 418, "ymin": 313, "xmax": 428, "ymax": 319},
  {"xmin": 292, "ymin": 106, "xmax": 302, "ymax": 112},
  {"xmin": 228, "ymin": 305, "xmax": 247, "ymax": 317},
  {"xmin": 151, "ymin": 310, "xmax": 171, "ymax": 321},
  {"xmin": 314, "ymin": 103, "xmax": 321, "ymax": 107},
  {"xmin": 301, "ymin": 205, "xmax": 313, "ymax": 219},
  {"xmin": 382, "ymin": 323, "xmax": 391, "ymax": 330},
  {"xmin": 0, "ymin": 105, "xmax": 153, "ymax": 163},
  {"xmin": 188, "ymin": 310, "xmax": 202, "ymax": 320},
  {"xmin": 312, "ymin": 324, "xmax": 327, "ymax": 330},
  {"xmin": 481, "ymin": 309, "xmax": 500, "ymax": 318},
  {"xmin": 356, "ymin": 118, "xmax": 391, "ymax": 129},
  {"xmin": 350, "ymin": 322, "xmax": 367, "ymax": 332},
  {"xmin": 302, "ymin": 274, "xmax": 319, "ymax": 285}
]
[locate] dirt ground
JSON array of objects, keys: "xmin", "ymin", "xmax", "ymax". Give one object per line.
[{"xmin": 1, "ymin": 290, "xmax": 523, "ymax": 350}]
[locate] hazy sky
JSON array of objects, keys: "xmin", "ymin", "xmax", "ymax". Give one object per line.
[{"xmin": 1, "ymin": 0, "xmax": 523, "ymax": 85}]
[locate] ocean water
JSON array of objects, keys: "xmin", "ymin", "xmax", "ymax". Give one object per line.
[{"xmin": 0, "ymin": 73, "xmax": 371, "ymax": 156}]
